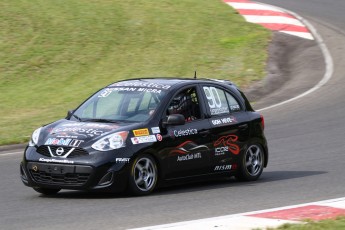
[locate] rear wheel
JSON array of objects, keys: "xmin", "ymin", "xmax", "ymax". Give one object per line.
[
  {"xmin": 33, "ymin": 187, "xmax": 61, "ymax": 195},
  {"xmin": 128, "ymin": 154, "xmax": 158, "ymax": 196},
  {"xmin": 235, "ymin": 144, "xmax": 264, "ymax": 181}
]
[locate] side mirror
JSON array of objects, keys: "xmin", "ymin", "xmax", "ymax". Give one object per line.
[
  {"xmin": 66, "ymin": 109, "xmax": 75, "ymax": 119},
  {"xmin": 163, "ymin": 114, "xmax": 185, "ymax": 127}
]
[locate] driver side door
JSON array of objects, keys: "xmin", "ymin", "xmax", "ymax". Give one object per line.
[{"xmin": 160, "ymin": 86, "xmax": 213, "ymax": 179}]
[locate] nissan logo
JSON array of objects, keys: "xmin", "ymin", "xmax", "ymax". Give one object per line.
[{"xmin": 56, "ymin": 147, "xmax": 65, "ymax": 156}]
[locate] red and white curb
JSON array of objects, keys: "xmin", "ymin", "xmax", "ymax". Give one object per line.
[
  {"xmin": 129, "ymin": 197, "xmax": 345, "ymax": 230},
  {"xmin": 224, "ymin": 0, "xmax": 314, "ymax": 40}
]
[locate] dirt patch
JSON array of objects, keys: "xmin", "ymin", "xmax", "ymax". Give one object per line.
[{"xmin": 243, "ymin": 32, "xmax": 325, "ymax": 110}]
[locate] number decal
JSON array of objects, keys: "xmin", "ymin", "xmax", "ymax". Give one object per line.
[
  {"xmin": 203, "ymin": 87, "xmax": 230, "ymax": 115},
  {"xmin": 203, "ymin": 87, "xmax": 222, "ymax": 109},
  {"xmin": 204, "ymin": 87, "xmax": 215, "ymax": 108},
  {"xmin": 211, "ymin": 87, "xmax": 222, "ymax": 108}
]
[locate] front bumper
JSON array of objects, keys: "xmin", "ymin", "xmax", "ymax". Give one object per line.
[{"xmin": 20, "ymin": 146, "xmax": 130, "ymax": 192}]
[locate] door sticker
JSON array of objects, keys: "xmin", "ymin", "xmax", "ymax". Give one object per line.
[{"xmin": 214, "ymin": 135, "xmax": 240, "ymax": 155}]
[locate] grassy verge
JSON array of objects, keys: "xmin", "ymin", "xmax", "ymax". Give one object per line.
[{"xmin": 0, "ymin": 0, "xmax": 270, "ymax": 145}]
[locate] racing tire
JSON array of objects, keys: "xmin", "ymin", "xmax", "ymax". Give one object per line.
[
  {"xmin": 33, "ymin": 187, "xmax": 61, "ymax": 195},
  {"xmin": 128, "ymin": 154, "xmax": 158, "ymax": 196},
  {"xmin": 235, "ymin": 143, "xmax": 264, "ymax": 181}
]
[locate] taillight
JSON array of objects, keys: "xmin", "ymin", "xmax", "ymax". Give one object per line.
[{"xmin": 260, "ymin": 114, "xmax": 265, "ymax": 130}]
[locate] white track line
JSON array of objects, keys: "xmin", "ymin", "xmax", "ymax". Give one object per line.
[
  {"xmin": 0, "ymin": 151, "xmax": 23, "ymax": 156},
  {"xmin": 226, "ymin": 2, "xmax": 284, "ymax": 12},
  {"xmin": 281, "ymin": 31, "xmax": 314, "ymax": 40},
  {"xmin": 243, "ymin": 15, "xmax": 304, "ymax": 26},
  {"xmin": 129, "ymin": 197, "xmax": 345, "ymax": 230}
]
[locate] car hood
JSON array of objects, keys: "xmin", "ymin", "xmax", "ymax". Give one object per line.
[{"xmin": 39, "ymin": 119, "xmax": 131, "ymax": 148}]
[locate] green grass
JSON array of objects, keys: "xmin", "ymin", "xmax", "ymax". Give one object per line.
[
  {"xmin": 265, "ymin": 216, "xmax": 345, "ymax": 230},
  {"xmin": 0, "ymin": 0, "xmax": 270, "ymax": 145}
]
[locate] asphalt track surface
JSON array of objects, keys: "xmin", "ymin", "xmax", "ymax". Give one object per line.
[{"xmin": 2, "ymin": 1, "xmax": 345, "ymax": 229}]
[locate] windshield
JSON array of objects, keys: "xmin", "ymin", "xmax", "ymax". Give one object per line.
[{"xmin": 72, "ymin": 87, "xmax": 167, "ymax": 123}]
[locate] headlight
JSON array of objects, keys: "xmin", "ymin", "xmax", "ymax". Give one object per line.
[
  {"xmin": 29, "ymin": 127, "xmax": 42, "ymax": 146},
  {"xmin": 92, "ymin": 131, "xmax": 128, "ymax": 151}
]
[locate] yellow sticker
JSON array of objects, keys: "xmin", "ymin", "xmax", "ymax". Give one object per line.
[{"xmin": 133, "ymin": 128, "xmax": 150, "ymax": 137}]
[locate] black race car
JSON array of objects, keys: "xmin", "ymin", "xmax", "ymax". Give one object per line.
[{"xmin": 20, "ymin": 78, "xmax": 268, "ymax": 195}]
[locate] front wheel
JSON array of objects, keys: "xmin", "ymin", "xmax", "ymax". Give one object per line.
[
  {"xmin": 33, "ymin": 187, "xmax": 61, "ymax": 195},
  {"xmin": 128, "ymin": 154, "xmax": 158, "ymax": 196},
  {"xmin": 235, "ymin": 144, "xmax": 264, "ymax": 181}
]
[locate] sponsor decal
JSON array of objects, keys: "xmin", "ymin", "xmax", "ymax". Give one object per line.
[
  {"xmin": 171, "ymin": 128, "xmax": 198, "ymax": 138},
  {"xmin": 170, "ymin": 141, "xmax": 208, "ymax": 155},
  {"xmin": 177, "ymin": 152, "xmax": 201, "ymax": 162},
  {"xmin": 98, "ymin": 88, "xmax": 135, "ymax": 97},
  {"xmin": 45, "ymin": 138, "xmax": 71, "ymax": 146},
  {"xmin": 50, "ymin": 123, "xmax": 119, "ymax": 138},
  {"xmin": 69, "ymin": 139, "xmax": 84, "ymax": 147},
  {"xmin": 230, "ymin": 105, "xmax": 240, "ymax": 111},
  {"xmin": 156, "ymin": 134, "xmax": 163, "ymax": 142},
  {"xmin": 151, "ymin": 127, "xmax": 160, "ymax": 134},
  {"xmin": 133, "ymin": 128, "xmax": 150, "ymax": 137},
  {"xmin": 98, "ymin": 87, "xmax": 163, "ymax": 97},
  {"xmin": 131, "ymin": 135, "xmax": 157, "ymax": 144},
  {"xmin": 210, "ymin": 107, "xmax": 229, "ymax": 115},
  {"xmin": 215, "ymin": 146, "xmax": 229, "ymax": 156},
  {"xmin": 115, "ymin": 158, "xmax": 130, "ymax": 163},
  {"xmin": 214, "ymin": 165, "xmax": 232, "ymax": 171},
  {"xmin": 38, "ymin": 158, "xmax": 74, "ymax": 164},
  {"xmin": 110, "ymin": 82, "xmax": 171, "ymax": 89},
  {"xmin": 137, "ymin": 88, "xmax": 162, "ymax": 94},
  {"xmin": 214, "ymin": 134, "xmax": 240, "ymax": 155},
  {"xmin": 211, "ymin": 116, "xmax": 237, "ymax": 126},
  {"xmin": 45, "ymin": 138, "xmax": 83, "ymax": 147},
  {"xmin": 51, "ymin": 128, "xmax": 104, "ymax": 138}
]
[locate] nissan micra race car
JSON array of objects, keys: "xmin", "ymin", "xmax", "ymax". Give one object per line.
[{"xmin": 20, "ymin": 78, "xmax": 268, "ymax": 195}]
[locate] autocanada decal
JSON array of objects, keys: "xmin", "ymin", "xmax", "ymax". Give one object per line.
[{"xmin": 214, "ymin": 135, "xmax": 240, "ymax": 155}]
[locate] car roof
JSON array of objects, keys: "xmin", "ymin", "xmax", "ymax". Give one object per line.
[{"xmin": 108, "ymin": 78, "xmax": 236, "ymax": 90}]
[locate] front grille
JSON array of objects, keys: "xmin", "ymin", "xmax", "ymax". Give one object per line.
[
  {"xmin": 30, "ymin": 171, "xmax": 90, "ymax": 185},
  {"xmin": 27, "ymin": 162, "xmax": 93, "ymax": 186},
  {"xmin": 37, "ymin": 145, "xmax": 89, "ymax": 158}
]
